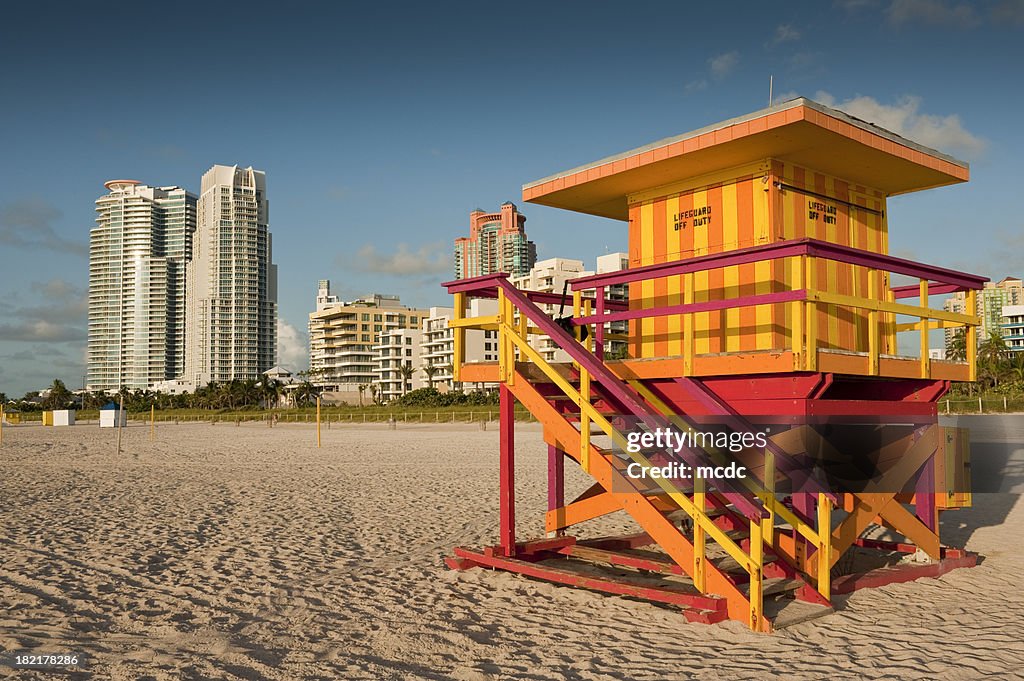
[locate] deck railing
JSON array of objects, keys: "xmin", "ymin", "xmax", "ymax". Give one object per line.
[{"xmin": 555, "ymin": 238, "xmax": 986, "ymax": 380}]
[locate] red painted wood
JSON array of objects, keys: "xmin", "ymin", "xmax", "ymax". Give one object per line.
[
  {"xmin": 499, "ymin": 384, "xmax": 516, "ymax": 557},
  {"xmin": 581, "ymin": 532, "xmax": 655, "ymax": 551},
  {"xmin": 452, "ymin": 547, "xmax": 728, "ymax": 618},
  {"xmin": 576, "ymin": 290, "xmax": 807, "ymax": 325},
  {"xmin": 561, "ymin": 238, "xmax": 985, "ymax": 292},
  {"xmin": 518, "ymin": 536, "xmax": 577, "ymax": 555},
  {"xmin": 831, "ymin": 552, "xmax": 977, "ymax": 594},
  {"xmin": 547, "ymin": 444, "xmax": 564, "ymax": 514}
]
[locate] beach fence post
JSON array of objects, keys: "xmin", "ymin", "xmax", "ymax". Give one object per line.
[
  {"xmin": 316, "ymin": 396, "xmax": 322, "ymax": 448},
  {"xmin": 116, "ymin": 395, "xmax": 124, "ymax": 456}
]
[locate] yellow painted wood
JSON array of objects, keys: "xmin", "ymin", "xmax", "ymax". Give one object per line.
[
  {"xmin": 792, "ymin": 255, "xmax": 806, "ymax": 370},
  {"xmin": 683, "ymin": 272, "xmax": 695, "ymax": 375},
  {"xmin": 640, "ymin": 202, "xmax": 655, "ymax": 356},
  {"xmin": 749, "ymin": 520, "xmax": 764, "ymax": 630},
  {"xmin": 920, "ymin": 279, "xmax": 931, "ymax": 378},
  {"xmin": 449, "ymin": 315, "xmax": 497, "ymax": 328},
  {"xmin": 867, "ymin": 268, "xmax": 879, "ymax": 375},
  {"xmin": 693, "ymin": 474, "xmax": 706, "ymax": 592},
  {"xmin": 761, "ymin": 450, "xmax": 775, "ymax": 539},
  {"xmin": 817, "ymin": 492, "xmax": 832, "ymax": 597},
  {"xmin": 453, "ymin": 291, "xmax": 466, "ymax": 383},
  {"xmin": 805, "ymin": 256, "xmax": 818, "ymax": 371},
  {"xmin": 626, "ymin": 161, "xmax": 767, "ymax": 205},
  {"xmin": 807, "ymin": 291, "xmax": 976, "ymax": 325},
  {"xmin": 966, "ymin": 289, "xmax": 978, "ymax": 382},
  {"xmin": 496, "ymin": 288, "xmax": 507, "ymax": 383}
]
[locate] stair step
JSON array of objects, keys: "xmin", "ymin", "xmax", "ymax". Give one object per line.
[
  {"xmin": 765, "ymin": 596, "xmax": 834, "ymax": 628},
  {"xmin": 711, "ymin": 553, "xmax": 778, "ymax": 575},
  {"xmin": 741, "ymin": 577, "xmax": 805, "ymax": 597}
]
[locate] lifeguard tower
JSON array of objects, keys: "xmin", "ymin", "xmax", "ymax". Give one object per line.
[{"xmin": 443, "ymin": 98, "xmax": 984, "ymax": 632}]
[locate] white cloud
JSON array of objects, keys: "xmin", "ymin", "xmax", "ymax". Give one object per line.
[
  {"xmin": 276, "ymin": 319, "xmax": 307, "ymax": 371},
  {"xmin": 0, "ymin": 199, "xmax": 87, "ymax": 256},
  {"xmin": 992, "ymin": 0, "xmax": 1024, "ymax": 24},
  {"xmin": 771, "ymin": 90, "xmax": 801, "ymax": 104},
  {"xmin": 709, "ymin": 51, "xmax": 740, "ymax": 78},
  {"xmin": 685, "ymin": 79, "xmax": 708, "ymax": 93},
  {"xmin": 772, "ymin": 24, "xmax": 801, "ymax": 44},
  {"xmin": 352, "ymin": 242, "xmax": 451, "ymax": 277},
  {"xmin": 834, "ymin": 0, "xmax": 880, "ymax": 11},
  {"xmin": 30, "ymin": 278, "xmax": 84, "ymax": 299},
  {"xmin": 0, "ymin": 320, "xmax": 85, "ymax": 342},
  {"xmin": 885, "ymin": 0, "xmax": 979, "ymax": 26},
  {"xmin": 814, "ymin": 91, "xmax": 986, "ymax": 157}
]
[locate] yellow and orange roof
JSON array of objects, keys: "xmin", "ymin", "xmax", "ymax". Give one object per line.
[{"xmin": 523, "ymin": 97, "xmax": 968, "ymax": 220}]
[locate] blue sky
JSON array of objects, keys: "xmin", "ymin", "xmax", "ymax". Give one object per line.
[{"xmin": 1, "ymin": 0, "xmax": 1022, "ymax": 395}]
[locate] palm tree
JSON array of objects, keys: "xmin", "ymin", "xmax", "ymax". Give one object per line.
[
  {"xmin": 294, "ymin": 381, "xmax": 319, "ymax": 408},
  {"xmin": 357, "ymin": 383, "xmax": 368, "ymax": 407},
  {"xmin": 397, "ymin": 362, "xmax": 415, "ymax": 396},
  {"xmin": 978, "ymin": 332, "xmax": 1009, "ymax": 388},
  {"xmin": 946, "ymin": 328, "xmax": 968, "ymax": 362},
  {"xmin": 1009, "ymin": 352, "xmax": 1024, "ymax": 386},
  {"xmin": 262, "ymin": 379, "xmax": 282, "ymax": 409},
  {"xmin": 43, "ymin": 379, "xmax": 73, "ymax": 410},
  {"xmin": 421, "ymin": 363, "xmax": 438, "ymax": 389}
]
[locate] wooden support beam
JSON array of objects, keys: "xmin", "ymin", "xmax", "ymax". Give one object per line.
[{"xmin": 499, "ymin": 384, "xmax": 515, "ymax": 556}]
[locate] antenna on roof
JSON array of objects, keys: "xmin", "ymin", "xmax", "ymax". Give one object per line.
[{"xmin": 769, "ymin": 75, "xmax": 773, "ymax": 107}]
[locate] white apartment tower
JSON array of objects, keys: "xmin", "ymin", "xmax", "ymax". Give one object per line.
[
  {"xmin": 87, "ymin": 180, "xmax": 196, "ymax": 390},
  {"xmin": 184, "ymin": 165, "xmax": 277, "ymax": 385}
]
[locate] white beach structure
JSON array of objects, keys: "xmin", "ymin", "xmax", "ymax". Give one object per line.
[
  {"xmin": 52, "ymin": 410, "xmax": 76, "ymax": 426},
  {"xmin": 99, "ymin": 403, "xmax": 126, "ymax": 428}
]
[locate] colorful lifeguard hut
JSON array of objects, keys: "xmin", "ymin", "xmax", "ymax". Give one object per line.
[{"xmin": 443, "ymin": 98, "xmax": 984, "ymax": 632}]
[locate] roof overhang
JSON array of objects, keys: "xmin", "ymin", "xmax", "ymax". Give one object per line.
[{"xmin": 523, "ymin": 98, "xmax": 969, "ymax": 221}]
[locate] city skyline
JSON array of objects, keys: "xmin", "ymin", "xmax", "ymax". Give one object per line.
[{"xmin": 2, "ymin": 1, "xmax": 1023, "ymax": 395}]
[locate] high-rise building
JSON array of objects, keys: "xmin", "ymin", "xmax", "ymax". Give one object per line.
[
  {"xmin": 308, "ymin": 292, "xmax": 428, "ymax": 391},
  {"xmin": 184, "ymin": 165, "xmax": 277, "ymax": 385},
  {"xmin": 454, "ymin": 202, "xmax": 536, "ymax": 279},
  {"xmin": 945, "ymin": 276, "xmax": 1023, "ymax": 348},
  {"xmin": 315, "ymin": 279, "xmax": 340, "ymax": 311},
  {"xmin": 511, "ymin": 257, "xmax": 594, "ymax": 363},
  {"xmin": 87, "ymin": 180, "xmax": 196, "ymax": 390}
]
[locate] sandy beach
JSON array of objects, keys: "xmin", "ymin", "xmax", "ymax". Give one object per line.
[{"xmin": 1, "ymin": 421, "xmax": 1022, "ymax": 680}]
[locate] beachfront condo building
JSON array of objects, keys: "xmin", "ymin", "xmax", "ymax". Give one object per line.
[
  {"xmin": 87, "ymin": 180, "xmax": 196, "ymax": 391},
  {"xmin": 511, "ymin": 258, "xmax": 594, "ymax": 363},
  {"xmin": 183, "ymin": 165, "xmax": 277, "ymax": 386},
  {"xmin": 374, "ymin": 327, "xmax": 424, "ymax": 400},
  {"xmin": 453, "ymin": 202, "xmax": 536, "ymax": 280},
  {"xmin": 420, "ymin": 301, "xmax": 499, "ymax": 393},
  {"xmin": 595, "ymin": 252, "xmax": 630, "ymax": 358},
  {"xmin": 1000, "ymin": 305, "xmax": 1024, "ymax": 353},
  {"xmin": 945, "ymin": 276, "xmax": 1023, "ymax": 348},
  {"xmin": 308, "ymin": 290, "xmax": 428, "ymax": 391}
]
